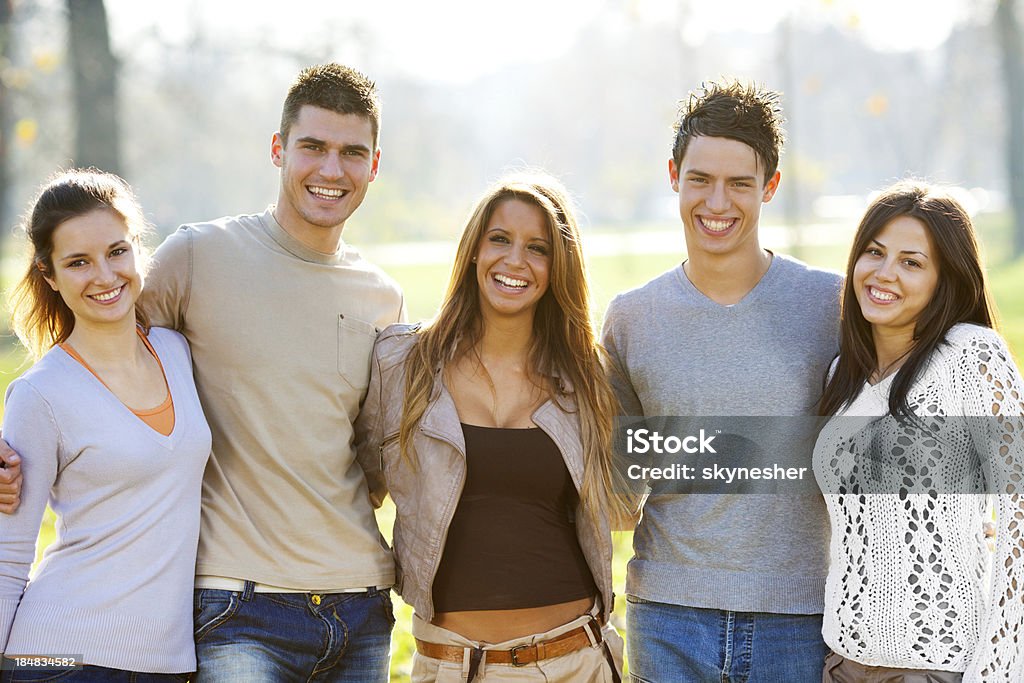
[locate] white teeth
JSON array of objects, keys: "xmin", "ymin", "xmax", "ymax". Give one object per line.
[
  {"xmin": 90, "ymin": 286, "xmax": 123, "ymax": 302},
  {"xmin": 309, "ymin": 186, "xmax": 345, "ymax": 199},
  {"xmin": 702, "ymin": 217, "xmax": 734, "ymax": 232},
  {"xmin": 494, "ymin": 274, "xmax": 527, "ymax": 288},
  {"xmin": 870, "ymin": 286, "xmax": 898, "ymax": 301}
]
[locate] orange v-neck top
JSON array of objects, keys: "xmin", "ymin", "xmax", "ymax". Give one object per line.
[{"xmin": 60, "ymin": 328, "xmax": 176, "ymax": 436}]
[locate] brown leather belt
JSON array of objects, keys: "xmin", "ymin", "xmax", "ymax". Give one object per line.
[{"xmin": 415, "ymin": 615, "xmax": 604, "ymax": 666}]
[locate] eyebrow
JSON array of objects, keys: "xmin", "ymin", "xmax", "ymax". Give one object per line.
[
  {"xmin": 869, "ymin": 238, "xmax": 929, "ymax": 258},
  {"xmin": 486, "ymin": 226, "xmax": 551, "ymax": 244},
  {"xmin": 57, "ymin": 240, "xmax": 130, "ymax": 261},
  {"xmin": 294, "ymin": 136, "xmax": 371, "ymax": 153},
  {"xmin": 685, "ymin": 169, "xmax": 758, "ymax": 183}
]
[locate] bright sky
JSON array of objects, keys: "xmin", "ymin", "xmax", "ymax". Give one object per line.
[{"xmin": 103, "ymin": 0, "xmax": 977, "ymax": 84}]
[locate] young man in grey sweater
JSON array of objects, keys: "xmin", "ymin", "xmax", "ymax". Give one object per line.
[{"xmin": 601, "ymin": 81, "xmax": 841, "ymax": 682}]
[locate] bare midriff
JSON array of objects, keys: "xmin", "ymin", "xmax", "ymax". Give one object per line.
[{"xmin": 432, "ymin": 595, "xmax": 594, "ymax": 643}]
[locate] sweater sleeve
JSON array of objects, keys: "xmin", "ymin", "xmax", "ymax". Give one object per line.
[
  {"xmin": 0, "ymin": 379, "xmax": 61, "ymax": 653},
  {"xmin": 600, "ymin": 296, "xmax": 644, "ymax": 418},
  {"xmin": 959, "ymin": 330, "xmax": 1024, "ymax": 683},
  {"xmin": 139, "ymin": 226, "xmax": 194, "ymax": 331}
]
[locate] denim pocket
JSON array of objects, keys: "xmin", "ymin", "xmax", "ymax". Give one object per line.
[
  {"xmin": 337, "ymin": 315, "xmax": 377, "ymax": 392},
  {"xmin": 193, "ymin": 589, "xmax": 240, "ymax": 643},
  {"xmin": 375, "ymin": 589, "xmax": 396, "ymax": 628}
]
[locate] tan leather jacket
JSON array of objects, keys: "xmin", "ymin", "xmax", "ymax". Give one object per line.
[{"xmin": 354, "ymin": 323, "xmax": 615, "ymax": 622}]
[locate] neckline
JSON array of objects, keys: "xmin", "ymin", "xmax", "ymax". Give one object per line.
[
  {"xmin": 260, "ymin": 207, "xmax": 352, "ymax": 265},
  {"xmin": 57, "ymin": 329, "xmax": 181, "ymax": 444},
  {"xmin": 676, "ymin": 251, "xmax": 780, "ymax": 309},
  {"xmin": 461, "ymin": 422, "xmax": 540, "ymax": 431},
  {"xmin": 866, "ymin": 372, "xmax": 897, "ymax": 390},
  {"xmin": 60, "ymin": 327, "xmax": 170, "ymax": 411}
]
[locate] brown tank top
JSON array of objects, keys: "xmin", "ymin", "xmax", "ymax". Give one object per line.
[{"xmin": 431, "ymin": 423, "xmax": 597, "ymax": 613}]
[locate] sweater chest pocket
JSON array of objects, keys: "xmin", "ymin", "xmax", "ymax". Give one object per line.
[{"xmin": 337, "ymin": 314, "xmax": 378, "ymax": 391}]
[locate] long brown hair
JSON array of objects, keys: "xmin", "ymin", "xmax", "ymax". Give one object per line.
[
  {"xmin": 819, "ymin": 181, "xmax": 995, "ymax": 419},
  {"xmin": 10, "ymin": 168, "xmax": 152, "ymax": 359},
  {"xmin": 399, "ymin": 172, "xmax": 632, "ymax": 526}
]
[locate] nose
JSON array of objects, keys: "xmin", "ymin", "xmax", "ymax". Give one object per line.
[
  {"xmin": 320, "ymin": 152, "xmax": 343, "ymax": 180},
  {"xmin": 504, "ymin": 243, "xmax": 527, "ymax": 268},
  {"xmin": 875, "ymin": 257, "xmax": 897, "ymax": 282},
  {"xmin": 94, "ymin": 258, "xmax": 116, "ymax": 284},
  {"xmin": 706, "ymin": 181, "xmax": 730, "ymax": 213}
]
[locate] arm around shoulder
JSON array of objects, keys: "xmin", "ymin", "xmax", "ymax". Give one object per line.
[{"xmin": 139, "ymin": 227, "xmax": 195, "ymax": 331}]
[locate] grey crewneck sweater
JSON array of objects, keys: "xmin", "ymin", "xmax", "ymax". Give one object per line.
[
  {"xmin": 0, "ymin": 327, "xmax": 211, "ymax": 672},
  {"xmin": 601, "ymin": 254, "xmax": 841, "ymax": 614}
]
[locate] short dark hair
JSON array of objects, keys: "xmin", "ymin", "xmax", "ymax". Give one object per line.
[
  {"xmin": 672, "ymin": 80, "xmax": 785, "ymax": 186},
  {"xmin": 279, "ymin": 63, "xmax": 381, "ymax": 147},
  {"xmin": 819, "ymin": 180, "xmax": 995, "ymax": 420}
]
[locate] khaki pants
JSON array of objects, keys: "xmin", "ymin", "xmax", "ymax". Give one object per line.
[
  {"xmin": 411, "ymin": 607, "xmax": 623, "ymax": 682},
  {"xmin": 823, "ymin": 652, "xmax": 963, "ymax": 683}
]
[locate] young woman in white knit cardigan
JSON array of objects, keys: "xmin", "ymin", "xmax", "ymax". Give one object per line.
[
  {"xmin": 814, "ymin": 181, "xmax": 1024, "ymax": 682},
  {"xmin": 0, "ymin": 170, "xmax": 211, "ymax": 682}
]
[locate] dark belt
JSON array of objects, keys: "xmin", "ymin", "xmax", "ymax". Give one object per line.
[{"xmin": 416, "ymin": 614, "xmax": 604, "ymax": 667}]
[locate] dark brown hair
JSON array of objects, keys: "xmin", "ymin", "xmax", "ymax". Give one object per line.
[
  {"xmin": 10, "ymin": 168, "xmax": 151, "ymax": 359},
  {"xmin": 672, "ymin": 79, "xmax": 785, "ymax": 185},
  {"xmin": 819, "ymin": 181, "xmax": 995, "ymax": 420},
  {"xmin": 279, "ymin": 63, "xmax": 381, "ymax": 147}
]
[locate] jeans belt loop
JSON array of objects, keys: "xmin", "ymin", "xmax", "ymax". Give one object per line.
[{"xmin": 240, "ymin": 580, "xmax": 256, "ymax": 602}]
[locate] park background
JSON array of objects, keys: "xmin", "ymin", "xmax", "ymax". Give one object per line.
[{"xmin": 1, "ymin": 0, "xmax": 1024, "ymax": 679}]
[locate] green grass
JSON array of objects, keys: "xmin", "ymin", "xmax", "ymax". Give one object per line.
[{"xmin": 4, "ymin": 232, "xmax": 1024, "ymax": 681}]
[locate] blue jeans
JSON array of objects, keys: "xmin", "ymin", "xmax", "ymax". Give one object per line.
[
  {"xmin": 1, "ymin": 665, "xmax": 187, "ymax": 682},
  {"xmin": 193, "ymin": 582, "xmax": 394, "ymax": 682},
  {"xmin": 626, "ymin": 597, "xmax": 826, "ymax": 683}
]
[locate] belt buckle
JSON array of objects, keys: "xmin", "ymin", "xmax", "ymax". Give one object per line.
[{"xmin": 509, "ymin": 644, "xmax": 530, "ymax": 667}]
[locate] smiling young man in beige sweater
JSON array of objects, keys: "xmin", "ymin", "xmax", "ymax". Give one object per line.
[{"xmin": 0, "ymin": 63, "xmax": 403, "ymax": 683}]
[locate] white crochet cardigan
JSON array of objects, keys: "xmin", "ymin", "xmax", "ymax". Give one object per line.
[{"xmin": 813, "ymin": 323, "xmax": 1024, "ymax": 682}]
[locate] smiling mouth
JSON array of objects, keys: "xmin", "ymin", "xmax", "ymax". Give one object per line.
[
  {"xmin": 699, "ymin": 217, "xmax": 736, "ymax": 233},
  {"xmin": 88, "ymin": 285, "xmax": 124, "ymax": 303},
  {"xmin": 868, "ymin": 286, "xmax": 899, "ymax": 303},
  {"xmin": 308, "ymin": 185, "xmax": 347, "ymax": 201},
  {"xmin": 494, "ymin": 274, "xmax": 528, "ymax": 289}
]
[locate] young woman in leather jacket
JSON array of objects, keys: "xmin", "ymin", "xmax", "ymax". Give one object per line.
[{"xmin": 355, "ymin": 173, "xmax": 631, "ymax": 682}]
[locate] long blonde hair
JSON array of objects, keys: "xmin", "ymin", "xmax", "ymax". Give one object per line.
[
  {"xmin": 399, "ymin": 172, "xmax": 632, "ymax": 526},
  {"xmin": 10, "ymin": 169, "xmax": 151, "ymax": 359}
]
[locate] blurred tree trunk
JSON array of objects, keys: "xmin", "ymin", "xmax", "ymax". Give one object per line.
[
  {"xmin": 0, "ymin": 0, "xmax": 12, "ymax": 259},
  {"xmin": 997, "ymin": 0, "xmax": 1024, "ymax": 258},
  {"xmin": 67, "ymin": 0, "xmax": 120, "ymax": 173}
]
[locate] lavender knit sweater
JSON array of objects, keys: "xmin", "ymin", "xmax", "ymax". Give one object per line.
[{"xmin": 0, "ymin": 327, "xmax": 211, "ymax": 673}]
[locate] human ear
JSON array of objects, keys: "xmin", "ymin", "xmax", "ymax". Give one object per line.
[
  {"xmin": 271, "ymin": 132, "xmax": 285, "ymax": 168},
  {"xmin": 38, "ymin": 261, "xmax": 58, "ymax": 292},
  {"xmin": 762, "ymin": 171, "xmax": 781, "ymax": 203}
]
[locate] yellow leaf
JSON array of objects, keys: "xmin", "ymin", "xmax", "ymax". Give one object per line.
[
  {"xmin": 14, "ymin": 118, "xmax": 37, "ymax": 147},
  {"xmin": 866, "ymin": 93, "xmax": 889, "ymax": 116}
]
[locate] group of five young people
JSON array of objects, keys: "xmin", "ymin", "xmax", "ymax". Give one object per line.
[{"xmin": 0, "ymin": 66, "xmax": 1020, "ymax": 683}]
